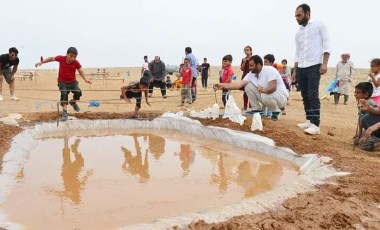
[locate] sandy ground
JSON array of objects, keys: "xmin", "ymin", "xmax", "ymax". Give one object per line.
[{"xmin": 0, "ymin": 66, "xmax": 380, "ymax": 229}]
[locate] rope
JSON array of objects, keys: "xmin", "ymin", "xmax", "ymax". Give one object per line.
[{"xmin": 0, "ymin": 86, "xmax": 361, "ymax": 121}]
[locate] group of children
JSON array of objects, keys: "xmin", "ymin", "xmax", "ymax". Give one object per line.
[
  {"xmin": 32, "ymin": 46, "xmax": 380, "ymax": 151},
  {"xmin": 34, "ymin": 46, "xmax": 291, "ymax": 120},
  {"xmin": 353, "ymin": 58, "xmax": 380, "ymax": 151}
]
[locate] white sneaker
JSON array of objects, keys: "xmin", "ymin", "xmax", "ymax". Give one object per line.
[
  {"xmin": 297, "ymin": 120, "xmax": 311, "ymax": 129},
  {"xmin": 11, "ymin": 95, "xmax": 20, "ymax": 101},
  {"xmin": 304, "ymin": 124, "xmax": 320, "ymax": 135},
  {"xmin": 0, "ymin": 95, "xmax": 3, "ymax": 101}
]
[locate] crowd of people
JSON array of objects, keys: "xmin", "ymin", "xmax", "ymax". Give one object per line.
[{"xmin": 2, "ymin": 3, "xmax": 380, "ymax": 152}]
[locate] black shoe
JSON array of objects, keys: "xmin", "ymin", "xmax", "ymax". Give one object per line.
[
  {"xmin": 244, "ymin": 109, "xmax": 262, "ymax": 116},
  {"xmin": 271, "ymin": 112, "xmax": 280, "ymax": 121},
  {"xmin": 70, "ymin": 100, "xmax": 80, "ymax": 112}
]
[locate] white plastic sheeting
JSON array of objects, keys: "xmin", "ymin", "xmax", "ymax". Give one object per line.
[
  {"xmin": 0, "ymin": 112, "xmax": 349, "ymax": 230},
  {"xmin": 0, "ymin": 113, "xmax": 22, "ymax": 126}
]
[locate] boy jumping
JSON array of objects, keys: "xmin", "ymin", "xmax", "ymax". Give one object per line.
[{"xmin": 35, "ymin": 47, "xmax": 91, "ymax": 121}]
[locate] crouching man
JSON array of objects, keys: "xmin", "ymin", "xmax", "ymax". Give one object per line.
[{"xmin": 214, "ymin": 55, "xmax": 288, "ymax": 121}]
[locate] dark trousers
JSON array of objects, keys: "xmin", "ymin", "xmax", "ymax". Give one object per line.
[
  {"xmin": 361, "ymin": 114, "xmax": 380, "ymax": 138},
  {"xmin": 191, "ymin": 77, "xmax": 197, "ymax": 101},
  {"xmin": 222, "ymin": 89, "xmax": 230, "ymax": 107},
  {"xmin": 201, "ymin": 74, "xmax": 208, "ymax": 88},
  {"xmin": 126, "ymin": 91, "xmax": 142, "ymax": 107},
  {"xmin": 297, "ymin": 64, "xmax": 321, "ymax": 126},
  {"xmin": 148, "ymin": 80, "xmax": 166, "ymax": 96},
  {"xmin": 58, "ymin": 81, "xmax": 82, "ymax": 106}
]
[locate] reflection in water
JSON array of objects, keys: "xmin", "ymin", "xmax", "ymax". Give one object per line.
[
  {"xmin": 149, "ymin": 134, "xmax": 165, "ymax": 160},
  {"xmin": 54, "ymin": 137, "xmax": 93, "ymax": 204},
  {"xmin": 209, "ymin": 153, "xmax": 229, "ymax": 193},
  {"xmin": 236, "ymin": 161, "xmax": 258, "ymax": 197},
  {"xmin": 1, "ymin": 130, "xmax": 298, "ymax": 229},
  {"xmin": 121, "ymin": 133, "xmax": 150, "ymax": 183},
  {"xmin": 175, "ymin": 144, "xmax": 195, "ymax": 176}
]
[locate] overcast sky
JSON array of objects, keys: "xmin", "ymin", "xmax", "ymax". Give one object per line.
[{"xmin": 2, "ymin": 0, "xmax": 379, "ymax": 69}]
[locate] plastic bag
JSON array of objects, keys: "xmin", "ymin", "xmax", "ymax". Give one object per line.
[
  {"xmin": 251, "ymin": 113, "xmax": 263, "ymax": 131},
  {"xmin": 190, "ymin": 103, "xmax": 219, "ymax": 119},
  {"xmin": 88, "ymin": 101, "xmax": 101, "ymax": 107},
  {"xmin": 223, "ymin": 95, "xmax": 246, "ymax": 125}
]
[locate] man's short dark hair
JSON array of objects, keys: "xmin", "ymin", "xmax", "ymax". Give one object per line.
[
  {"xmin": 264, "ymin": 54, "xmax": 275, "ymax": 64},
  {"xmin": 144, "ymin": 55, "xmax": 148, "ymax": 59},
  {"xmin": 249, "ymin": 55, "xmax": 263, "ymax": 66},
  {"xmin": 67, "ymin": 47, "xmax": 78, "ymax": 55},
  {"xmin": 185, "ymin": 47, "xmax": 192, "ymax": 54},
  {"xmin": 204, "ymin": 58, "xmax": 207, "ymax": 61},
  {"xmin": 282, "ymin": 59, "xmax": 288, "ymax": 64},
  {"xmin": 139, "ymin": 76, "xmax": 150, "ymax": 87},
  {"xmin": 297, "ymin": 3, "xmax": 311, "ymax": 14},
  {"xmin": 355, "ymin": 82, "xmax": 373, "ymax": 99},
  {"xmin": 222, "ymin": 54, "xmax": 233, "ymax": 62},
  {"xmin": 9, "ymin": 47, "xmax": 18, "ymax": 54}
]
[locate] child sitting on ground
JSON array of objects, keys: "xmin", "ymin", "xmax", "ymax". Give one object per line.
[
  {"xmin": 353, "ymin": 82, "xmax": 377, "ymax": 146},
  {"xmin": 172, "ymin": 74, "xmax": 182, "ymax": 90},
  {"xmin": 120, "ymin": 76, "xmax": 150, "ymax": 116},
  {"xmin": 166, "ymin": 76, "xmax": 173, "ymax": 89}
]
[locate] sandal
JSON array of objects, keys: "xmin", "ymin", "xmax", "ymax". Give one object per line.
[{"xmin": 359, "ymin": 136, "xmax": 380, "ymax": 151}]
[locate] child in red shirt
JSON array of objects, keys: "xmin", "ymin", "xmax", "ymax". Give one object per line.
[
  {"xmin": 180, "ymin": 58, "xmax": 193, "ymax": 105},
  {"xmin": 35, "ymin": 47, "xmax": 91, "ymax": 121},
  {"xmin": 221, "ymin": 55, "xmax": 234, "ymax": 107}
]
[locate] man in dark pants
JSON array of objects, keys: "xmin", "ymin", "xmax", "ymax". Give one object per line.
[
  {"xmin": 148, "ymin": 56, "xmax": 167, "ymax": 98},
  {"xmin": 201, "ymin": 58, "xmax": 210, "ymax": 89},
  {"xmin": 292, "ymin": 3, "xmax": 330, "ymax": 135},
  {"xmin": 0, "ymin": 47, "xmax": 20, "ymax": 101}
]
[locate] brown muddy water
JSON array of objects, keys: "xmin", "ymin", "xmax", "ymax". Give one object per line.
[{"xmin": 1, "ymin": 129, "xmax": 299, "ymax": 230}]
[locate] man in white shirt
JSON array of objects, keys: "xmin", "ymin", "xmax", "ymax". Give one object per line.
[
  {"xmin": 214, "ymin": 55, "xmax": 288, "ymax": 121},
  {"xmin": 291, "ymin": 3, "xmax": 331, "ymax": 135},
  {"xmin": 141, "ymin": 55, "xmax": 149, "ymax": 76}
]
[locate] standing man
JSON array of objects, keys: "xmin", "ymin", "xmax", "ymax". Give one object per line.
[
  {"xmin": 0, "ymin": 47, "xmax": 20, "ymax": 101},
  {"xmin": 292, "ymin": 3, "xmax": 330, "ymax": 135},
  {"xmin": 185, "ymin": 47, "xmax": 198, "ymax": 101},
  {"xmin": 201, "ymin": 58, "xmax": 210, "ymax": 90},
  {"xmin": 335, "ymin": 53, "xmax": 354, "ymax": 105},
  {"xmin": 148, "ymin": 56, "xmax": 167, "ymax": 98},
  {"xmin": 141, "ymin": 55, "xmax": 149, "ymax": 76}
]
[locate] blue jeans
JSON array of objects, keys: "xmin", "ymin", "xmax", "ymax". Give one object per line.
[{"xmin": 297, "ymin": 64, "xmax": 321, "ymax": 126}]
